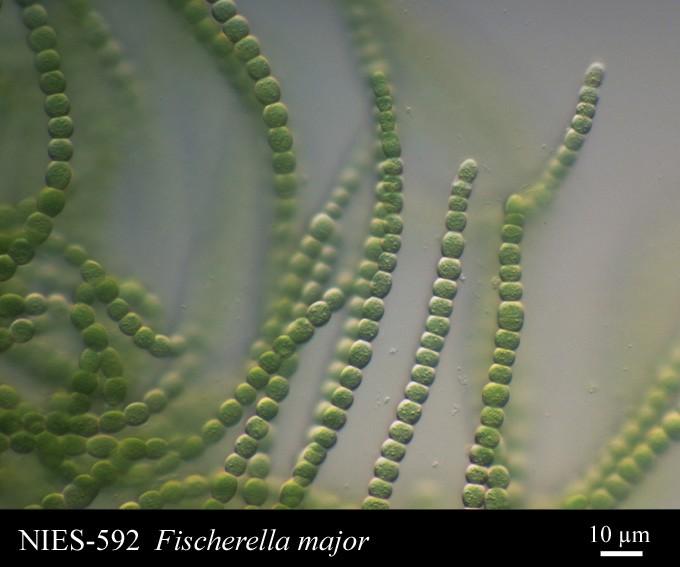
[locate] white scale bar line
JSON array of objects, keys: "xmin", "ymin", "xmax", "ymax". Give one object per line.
[{"xmin": 600, "ymin": 550, "xmax": 643, "ymax": 557}]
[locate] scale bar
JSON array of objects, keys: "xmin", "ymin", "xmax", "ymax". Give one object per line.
[{"xmin": 600, "ymin": 551, "xmax": 643, "ymax": 557}]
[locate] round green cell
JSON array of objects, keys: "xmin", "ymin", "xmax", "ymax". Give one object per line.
[
  {"xmin": 262, "ymin": 102, "xmax": 288, "ymax": 127},
  {"xmin": 330, "ymin": 387, "xmax": 353, "ymax": 410},
  {"xmin": 489, "ymin": 364, "xmax": 512, "ymax": 385},
  {"xmin": 646, "ymin": 427, "xmax": 670, "ymax": 454},
  {"xmin": 604, "ymin": 474, "xmax": 631, "ymax": 501},
  {"xmin": 485, "ymin": 487, "xmax": 510, "ymax": 509},
  {"xmin": 63, "ymin": 475, "xmax": 98, "ymax": 509},
  {"xmin": 279, "ymin": 479, "xmax": 304, "ymax": 508},
  {"xmin": 415, "ymin": 347, "xmax": 439, "ymax": 367},
  {"xmin": 232, "ymin": 384, "xmax": 257, "ymax": 406},
  {"xmin": 224, "ymin": 452, "xmax": 247, "ymax": 475},
  {"xmin": 254, "ymin": 76, "xmax": 281, "ymax": 105},
  {"xmin": 482, "ymin": 383, "xmax": 510, "ymax": 407},
  {"xmin": 320, "ymin": 406, "xmax": 346, "ymax": 431},
  {"xmin": 124, "ymin": 402, "xmax": 150, "ymax": 426},
  {"xmin": 348, "ymin": 340, "xmax": 372, "ymax": 368},
  {"xmin": 380, "ymin": 132, "xmax": 401, "ymax": 158},
  {"xmin": 233, "ymin": 434, "xmax": 257, "ymax": 459},
  {"xmin": 243, "ymin": 478, "xmax": 268, "ymax": 506},
  {"xmin": 77, "ymin": 349, "xmax": 100, "ymax": 374},
  {"xmin": 70, "ymin": 304, "xmax": 95, "ymax": 330},
  {"xmin": 245, "ymin": 416, "xmax": 270, "ymax": 440},
  {"xmin": 286, "ymin": 318, "xmax": 315, "ymax": 344},
  {"xmin": 272, "ymin": 151, "xmax": 296, "ymax": 174},
  {"xmin": 246, "ymin": 54, "xmax": 271, "ymax": 80},
  {"xmin": 396, "ymin": 400, "xmax": 422, "ymax": 425},
  {"xmin": 23, "ymin": 412, "xmax": 45, "ymax": 434},
  {"xmin": 119, "ymin": 438, "xmax": 147, "ymax": 460},
  {"xmin": 70, "ymin": 371, "xmax": 98, "ymax": 395},
  {"xmin": 10, "ymin": 431, "xmax": 36, "ymax": 453},
  {"xmin": 133, "ymin": 326, "xmax": 154, "ymax": 349},
  {"xmin": 441, "ymin": 231, "xmax": 465, "ymax": 258},
  {"xmin": 265, "ymin": 376, "xmax": 289, "ymax": 402},
  {"xmin": 426, "ymin": 315, "xmax": 449, "ymax": 337},
  {"xmin": 119, "ymin": 312, "xmax": 142, "ymax": 335},
  {"xmin": 146, "ymin": 438, "xmax": 169, "ymax": 459},
  {"xmin": 487, "ymin": 465, "xmax": 511, "ymax": 488},
  {"xmin": 462, "ymin": 484, "xmax": 485, "ymax": 508},
  {"xmin": 22, "ymin": 4, "xmax": 48, "ymax": 29},
  {"xmin": 184, "ymin": 475, "xmax": 209, "ymax": 497},
  {"xmin": 632, "ymin": 444, "xmax": 655, "ymax": 470},
  {"xmin": 0, "ymin": 385, "xmax": 19, "ymax": 409},
  {"xmin": 381, "ymin": 439, "xmax": 406, "ymax": 462},
  {"xmin": 160, "ymin": 480, "xmax": 185, "ymax": 505},
  {"xmin": 247, "ymin": 454, "xmax": 272, "ymax": 479},
  {"xmin": 61, "ymin": 434, "xmax": 86, "ymax": 456},
  {"xmin": 94, "ymin": 277, "xmax": 119, "ymax": 303},
  {"xmin": 498, "ymin": 301, "xmax": 524, "ymax": 332},
  {"xmin": 411, "ymin": 364, "xmax": 435, "ymax": 386},
  {"xmin": 234, "ymin": 34, "xmax": 260, "ymax": 61},
  {"xmin": 41, "ymin": 493, "xmax": 66, "ymax": 509},
  {"xmin": 68, "ymin": 413, "xmax": 98, "ymax": 437},
  {"xmin": 82, "ymin": 323, "xmax": 108, "ymax": 351},
  {"xmin": 138, "ymin": 490, "xmax": 163, "ymax": 510},
  {"xmin": 469, "ymin": 444, "xmax": 494, "ymax": 466},
  {"xmin": 475, "ymin": 425, "xmax": 500, "ymax": 448},
  {"xmin": 307, "ymin": 301, "xmax": 331, "ymax": 327},
  {"xmin": 99, "ymin": 410, "xmax": 125, "ymax": 433},
  {"xmin": 493, "ymin": 348, "xmax": 516, "ymax": 366},
  {"xmin": 374, "ymin": 457, "xmax": 399, "ymax": 483},
  {"xmin": 29, "ymin": 25, "xmax": 57, "ymax": 52},
  {"xmin": 661, "ymin": 411, "xmax": 680, "ymax": 441},
  {"xmin": 465, "ymin": 465, "xmax": 488, "ymax": 484},
  {"xmin": 0, "ymin": 294, "xmax": 25, "ymax": 318},
  {"xmin": 616, "ymin": 457, "xmax": 642, "ymax": 484},
  {"xmin": 86, "ymin": 435, "xmax": 117, "ymax": 459},
  {"xmin": 252, "ymin": 397, "xmax": 277, "ymax": 422},
  {"xmin": 103, "ymin": 377, "xmax": 127, "ymax": 405},
  {"xmin": 429, "ymin": 297, "xmax": 453, "ymax": 317}
]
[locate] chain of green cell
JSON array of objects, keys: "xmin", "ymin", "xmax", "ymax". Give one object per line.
[
  {"xmin": 462, "ymin": 62, "xmax": 605, "ymax": 510},
  {"xmin": 0, "ymin": 1, "xmax": 73, "ymax": 284},
  {"xmin": 202, "ymin": 0, "xmax": 301, "ymax": 285},
  {"xmin": 54, "ymin": 242, "xmax": 186, "ymax": 358},
  {"xmin": 103, "ymin": 3, "xmax": 390, "ymax": 511},
  {"xmin": 250, "ymin": 0, "xmax": 398, "ymax": 508},
  {"xmin": 234, "ymin": 153, "xmax": 372, "ymax": 494},
  {"xmin": 265, "ymin": 0, "xmax": 404, "ymax": 509},
  {"xmin": 181, "ymin": 0, "xmax": 372, "ymax": 403},
  {"xmin": 253, "ymin": 152, "xmax": 370, "ymax": 353},
  {"xmin": 109, "ymin": 217, "xmax": 351, "ymax": 509},
  {"xmin": 120, "ymin": 470, "xmax": 230, "ymax": 510},
  {"xmin": 273, "ymin": 71, "xmax": 404, "ymax": 509},
  {"xmin": 112, "ymin": 4, "xmax": 375, "ymax": 505},
  {"xmin": 13, "ymin": 212, "xmax": 348, "ymax": 510},
  {"xmin": 14, "ymin": 358, "xmax": 207, "ymax": 508},
  {"xmin": 0, "ymin": 0, "xmax": 305, "ymax": 510},
  {"xmin": 0, "ymin": 232, "xmax": 201, "ymax": 508},
  {"xmin": 344, "ymin": 0, "xmax": 391, "ymax": 78},
  {"xmin": 1, "ymin": 315, "xmax": 193, "ymax": 482},
  {"xmin": 64, "ymin": 0, "xmax": 139, "ymax": 105},
  {"xmin": 562, "ymin": 346, "xmax": 680, "ymax": 509},
  {"xmin": 208, "ymin": 221, "xmax": 346, "ymax": 506},
  {"xmin": 362, "ymin": 159, "xmax": 478, "ymax": 509},
  {"xmin": 0, "ymin": 2, "xmax": 182, "ymax": 494},
  {"xmin": 169, "ymin": 0, "xmax": 255, "ymax": 106},
  {"xmin": 116, "ymin": 463, "xmax": 274, "ymax": 510},
  {"xmin": 126, "ymin": 467, "xmax": 342, "ymax": 510}
]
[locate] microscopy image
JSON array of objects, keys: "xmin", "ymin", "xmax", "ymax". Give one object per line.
[{"xmin": 1, "ymin": 0, "xmax": 680, "ymax": 510}]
